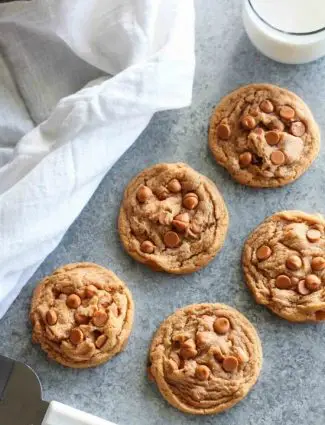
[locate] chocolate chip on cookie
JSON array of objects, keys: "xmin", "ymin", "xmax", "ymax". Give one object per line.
[
  {"xmin": 30, "ymin": 262, "xmax": 134, "ymax": 368},
  {"xmin": 148, "ymin": 303, "xmax": 262, "ymax": 415},
  {"xmin": 209, "ymin": 84, "xmax": 320, "ymax": 187},
  {"xmin": 243, "ymin": 211, "xmax": 325, "ymax": 322},
  {"xmin": 118, "ymin": 163, "xmax": 229, "ymax": 274}
]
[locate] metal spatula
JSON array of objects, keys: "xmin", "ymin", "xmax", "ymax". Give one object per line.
[{"xmin": 0, "ymin": 354, "xmax": 117, "ymax": 425}]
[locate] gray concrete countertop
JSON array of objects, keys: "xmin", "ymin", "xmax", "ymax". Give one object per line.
[{"xmin": 1, "ymin": 0, "xmax": 325, "ymax": 424}]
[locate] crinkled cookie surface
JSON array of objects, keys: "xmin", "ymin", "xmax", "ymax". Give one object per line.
[
  {"xmin": 209, "ymin": 84, "xmax": 320, "ymax": 187},
  {"xmin": 30, "ymin": 262, "xmax": 134, "ymax": 368},
  {"xmin": 118, "ymin": 163, "xmax": 229, "ymax": 274},
  {"xmin": 149, "ymin": 303, "xmax": 262, "ymax": 415}
]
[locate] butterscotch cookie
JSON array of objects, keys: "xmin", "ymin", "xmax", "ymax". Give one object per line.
[
  {"xmin": 243, "ymin": 211, "xmax": 325, "ymax": 322},
  {"xmin": 209, "ymin": 84, "xmax": 320, "ymax": 187},
  {"xmin": 149, "ymin": 303, "xmax": 262, "ymax": 415},
  {"xmin": 118, "ymin": 163, "xmax": 229, "ymax": 274},
  {"xmin": 30, "ymin": 262, "xmax": 134, "ymax": 368}
]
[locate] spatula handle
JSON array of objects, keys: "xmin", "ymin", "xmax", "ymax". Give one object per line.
[{"xmin": 42, "ymin": 401, "xmax": 117, "ymax": 425}]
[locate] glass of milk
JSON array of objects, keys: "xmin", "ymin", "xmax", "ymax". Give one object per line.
[{"xmin": 243, "ymin": 0, "xmax": 325, "ymax": 64}]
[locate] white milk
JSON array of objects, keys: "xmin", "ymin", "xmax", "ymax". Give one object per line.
[
  {"xmin": 251, "ymin": 0, "xmax": 325, "ymax": 34},
  {"xmin": 243, "ymin": 0, "xmax": 325, "ymax": 64}
]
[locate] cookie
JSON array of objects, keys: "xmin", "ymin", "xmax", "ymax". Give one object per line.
[
  {"xmin": 149, "ymin": 303, "xmax": 262, "ymax": 415},
  {"xmin": 243, "ymin": 211, "xmax": 325, "ymax": 322},
  {"xmin": 30, "ymin": 262, "xmax": 134, "ymax": 368},
  {"xmin": 118, "ymin": 163, "xmax": 229, "ymax": 274},
  {"xmin": 209, "ymin": 83, "xmax": 320, "ymax": 187}
]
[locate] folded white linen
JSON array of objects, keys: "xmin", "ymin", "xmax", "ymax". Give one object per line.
[{"xmin": 0, "ymin": 0, "xmax": 195, "ymax": 318}]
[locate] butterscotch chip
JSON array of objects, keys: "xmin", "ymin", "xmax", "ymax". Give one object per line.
[
  {"xmin": 290, "ymin": 121, "xmax": 306, "ymax": 137},
  {"xmin": 213, "ymin": 317, "xmax": 230, "ymax": 334},
  {"xmin": 95, "ymin": 334, "xmax": 108, "ymax": 349},
  {"xmin": 184, "ymin": 192, "xmax": 198, "ymax": 200},
  {"xmin": 167, "ymin": 179, "xmax": 182, "ymax": 193},
  {"xmin": 307, "ymin": 229, "xmax": 321, "ymax": 242},
  {"xmin": 66, "ymin": 294, "xmax": 81, "ymax": 309},
  {"xmin": 118, "ymin": 163, "xmax": 228, "ymax": 274},
  {"xmin": 239, "ymin": 152, "xmax": 252, "ymax": 167},
  {"xmin": 136, "ymin": 185, "xmax": 152, "ymax": 203},
  {"xmin": 70, "ymin": 328, "xmax": 84, "ymax": 345},
  {"xmin": 256, "ymin": 245, "xmax": 272, "ymax": 261},
  {"xmin": 93, "ymin": 310, "xmax": 108, "ymax": 327},
  {"xmin": 275, "ymin": 275, "xmax": 292, "ymax": 289},
  {"xmin": 217, "ymin": 124, "xmax": 231, "ymax": 140},
  {"xmin": 286, "ymin": 255, "xmax": 302, "ymax": 270},
  {"xmin": 140, "ymin": 240, "xmax": 155, "ymax": 254},
  {"xmin": 180, "ymin": 346, "xmax": 197, "ymax": 360},
  {"xmin": 183, "ymin": 192, "xmax": 199, "ymax": 210},
  {"xmin": 211, "ymin": 346, "xmax": 224, "ymax": 362},
  {"xmin": 265, "ymin": 131, "xmax": 280, "ymax": 146},
  {"xmin": 209, "ymin": 84, "xmax": 320, "ymax": 188},
  {"xmin": 305, "ymin": 274, "xmax": 321, "ymax": 291},
  {"xmin": 222, "ymin": 356, "xmax": 238, "ymax": 372},
  {"xmin": 149, "ymin": 303, "xmax": 262, "ymax": 415},
  {"xmin": 260, "ymin": 99, "xmax": 274, "ymax": 113},
  {"xmin": 164, "ymin": 231, "xmax": 180, "ymax": 248},
  {"xmin": 243, "ymin": 211, "xmax": 325, "ymax": 322},
  {"xmin": 46, "ymin": 310, "xmax": 57, "ymax": 326},
  {"xmin": 270, "ymin": 150, "xmax": 285, "ymax": 165},
  {"xmin": 74, "ymin": 312, "xmax": 89, "ymax": 325},
  {"xmin": 241, "ymin": 115, "xmax": 256, "ymax": 130},
  {"xmin": 315, "ymin": 311, "xmax": 325, "ymax": 321},
  {"xmin": 195, "ymin": 332, "xmax": 213, "ymax": 349},
  {"xmin": 30, "ymin": 262, "xmax": 134, "ymax": 368},
  {"xmin": 172, "ymin": 213, "xmax": 190, "ymax": 232},
  {"xmin": 76, "ymin": 288, "xmax": 86, "ymax": 299},
  {"xmin": 297, "ymin": 280, "xmax": 310, "ymax": 295},
  {"xmin": 85, "ymin": 285, "xmax": 97, "ymax": 298},
  {"xmin": 195, "ymin": 365, "xmax": 210, "ymax": 380},
  {"xmin": 280, "ymin": 106, "xmax": 295, "ymax": 120},
  {"xmin": 311, "ymin": 257, "xmax": 325, "ymax": 271}
]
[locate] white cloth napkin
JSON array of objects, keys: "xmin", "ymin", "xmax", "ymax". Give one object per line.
[{"xmin": 0, "ymin": 0, "xmax": 195, "ymax": 318}]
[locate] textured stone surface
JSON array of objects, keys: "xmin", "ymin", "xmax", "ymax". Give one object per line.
[{"xmin": 1, "ymin": 0, "xmax": 325, "ymax": 424}]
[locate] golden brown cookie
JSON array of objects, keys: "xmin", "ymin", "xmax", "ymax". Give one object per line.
[
  {"xmin": 209, "ymin": 84, "xmax": 320, "ymax": 187},
  {"xmin": 30, "ymin": 262, "xmax": 134, "ymax": 368},
  {"xmin": 243, "ymin": 211, "xmax": 325, "ymax": 322},
  {"xmin": 148, "ymin": 303, "xmax": 262, "ymax": 415},
  {"xmin": 118, "ymin": 163, "xmax": 229, "ymax": 274}
]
